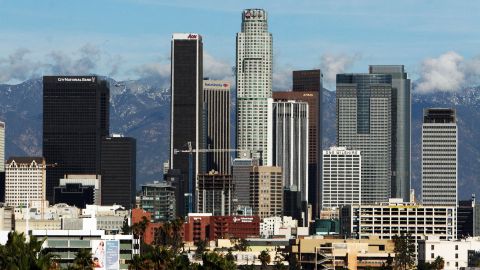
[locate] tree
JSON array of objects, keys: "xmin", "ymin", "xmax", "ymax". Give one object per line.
[
  {"xmin": 72, "ymin": 249, "xmax": 94, "ymax": 270},
  {"xmin": 258, "ymin": 250, "xmax": 271, "ymax": 270},
  {"xmin": 0, "ymin": 231, "xmax": 58, "ymax": 270},
  {"xmin": 200, "ymin": 252, "xmax": 236, "ymax": 270},
  {"xmin": 195, "ymin": 240, "xmax": 208, "ymax": 259},
  {"xmin": 122, "ymin": 216, "xmax": 131, "ymax": 235},
  {"xmin": 145, "ymin": 245, "xmax": 174, "ymax": 270},
  {"xmin": 432, "ymin": 256, "xmax": 445, "ymax": 270},
  {"xmin": 231, "ymin": 238, "xmax": 250, "ymax": 251},
  {"xmin": 129, "ymin": 254, "xmax": 149, "ymax": 270},
  {"xmin": 392, "ymin": 233, "xmax": 415, "ymax": 270}
]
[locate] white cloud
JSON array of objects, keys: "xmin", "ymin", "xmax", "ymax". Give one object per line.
[
  {"xmin": 204, "ymin": 53, "xmax": 233, "ymax": 82},
  {"xmin": 0, "ymin": 49, "xmax": 42, "ymax": 82},
  {"xmin": 320, "ymin": 52, "xmax": 361, "ymax": 88},
  {"xmin": 416, "ymin": 51, "xmax": 465, "ymax": 93}
]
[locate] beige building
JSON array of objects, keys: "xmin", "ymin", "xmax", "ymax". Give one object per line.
[
  {"xmin": 0, "ymin": 206, "xmax": 13, "ymax": 231},
  {"xmin": 15, "ymin": 219, "xmax": 62, "ymax": 234},
  {"xmin": 250, "ymin": 166, "xmax": 283, "ymax": 219},
  {"xmin": 5, "ymin": 157, "xmax": 46, "ymax": 208},
  {"xmin": 290, "ymin": 236, "xmax": 395, "ymax": 269}
]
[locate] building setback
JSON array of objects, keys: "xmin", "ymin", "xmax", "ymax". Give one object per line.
[
  {"xmin": 101, "ymin": 136, "xmax": 136, "ymax": 208},
  {"xmin": 336, "ymin": 73, "xmax": 392, "ymax": 204},
  {"xmin": 5, "ymin": 157, "xmax": 46, "ymax": 207},
  {"xmin": 170, "ymin": 33, "xmax": 204, "ymax": 217},
  {"xmin": 322, "ymin": 146, "xmax": 361, "ymax": 209},
  {"xmin": 203, "ymin": 80, "xmax": 231, "ymax": 174},
  {"xmin": 54, "ymin": 174, "xmax": 101, "ymax": 209},
  {"xmin": 422, "ymin": 108, "xmax": 458, "ymax": 206},
  {"xmin": 236, "ymin": 9, "xmax": 273, "ymax": 164},
  {"xmin": 43, "ymin": 76, "xmax": 109, "ymax": 203}
]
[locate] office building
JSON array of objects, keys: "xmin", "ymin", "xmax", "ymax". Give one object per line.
[
  {"xmin": 369, "ymin": 65, "xmax": 411, "ymax": 201},
  {"xmin": 322, "ymin": 146, "xmax": 361, "ymax": 209},
  {"xmin": 336, "ymin": 73, "xmax": 392, "ymax": 204},
  {"xmin": 43, "ymin": 76, "xmax": 109, "ymax": 203},
  {"xmin": 101, "ymin": 135, "xmax": 136, "ymax": 209},
  {"xmin": 236, "ymin": 9, "xmax": 273, "ymax": 164},
  {"xmin": 267, "ymin": 99, "xmax": 309, "ymax": 202},
  {"xmin": 0, "ymin": 122, "xmax": 5, "ymax": 202},
  {"xmin": 458, "ymin": 197, "xmax": 475, "ymax": 238},
  {"xmin": 170, "ymin": 33, "xmax": 204, "ymax": 217},
  {"xmin": 341, "ymin": 199, "xmax": 457, "ymax": 256},
  {"xmin": 54, "ymin": 174, "xmax": 101, "ymax": 208},
  {"xmin": 197, "ymin": 172, "xmax": 233, "ymax": 216},
  {"xmin": 273, "ymin": 69, "xmax": 323, "ymax": 218},
  {"xmin": 232, "ymin": 153, "xmax": 259, "ymax": 211},
  {"xmin": 203, "ymin": 80, "xmax": 231, "ymax": 174},
  {"xmin": 250, "ymin": 166, "xmax": 283, "ymax": 219},
  {"xmin": 5, "ymin": 157, "xmax": 46, "ymax": 207},
  {"xmin": 422, "ymin": 108, "xmax": 457, "ymax": 206},
  {"xmin": 140, "ymin": 181, "xmax": 176, "ymax": 222}
]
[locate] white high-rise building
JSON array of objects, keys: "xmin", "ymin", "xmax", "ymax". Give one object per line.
[
  {"xmin": 267, "ymin": 99, "xmax": 309, "ymax": 202},
  {"xmin": 5, "ymin": 157, "xmax": 46, "ymax": 207},
  {"xmin": 0, "ymin": 122, "xmax": 4, "ymax": 173},
  {"xmin": 322, "ymin": 146, "xmax": 361, "ymax": 209},
  {"xmin": 236, "ymin": 9, "xmax": 273, "ymax": 164},
  {"xmin": 422, "ymin": 108, "xmax": 457, "ymax": 206}
]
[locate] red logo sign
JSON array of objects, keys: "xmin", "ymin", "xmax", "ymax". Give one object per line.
[
  {"xmin": 187, "ymin": 34, "xmax": 197, "ymax": 39},
  {"xmin": 223, "ymin": 83, "xmax": 229, "ymax": 87}
]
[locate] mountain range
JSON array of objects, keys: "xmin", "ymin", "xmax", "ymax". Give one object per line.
[{"xmin": 0, "ymin": 77, "xmax": 478, "ymax": 200}]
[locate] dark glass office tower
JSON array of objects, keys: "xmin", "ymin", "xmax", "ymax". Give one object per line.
[
  {"xmin": 43, "ymin": 76, "xmax": 109, "ymax": 203},
  {"xmin": 101, "ymin": 136, "xmax": 136, "ymax": 208},
  {"xmin": 369, "ymin": 65, "xmax": 411, "ymax": 202},
  {"xmin": 273, "ymin": 69, "xmax": 323, "ymax": 218},
  {"xmin": 336, "ymin": 74, "xmax": 393, "ymax": 204},
  {"xmin": 170, "ymin": 33, "xmax": 204, "ymax": 217}
]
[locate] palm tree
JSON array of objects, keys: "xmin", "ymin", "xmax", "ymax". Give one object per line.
[
  {"xmin": 72, "ymin": 249, "xmax": 93, "ymax": 270},
  {"xmin": 201, "ymin": 252, "xmax": 236, "ymax": 270},
  {"xmin": 129, "ymin": 254, "xmax": 149, "ymax": 270},
  {"xmin": 433, "ymin": 256, "xmax": 445, "ymax": 270},
  {"xmin": 146, "ymin": 245, "xmax": 174, "ymax": 270},
  {"xmin": 258, "ymin": 250, "xmax": 271, "ymax": 270},
  {"xmin": 0, "ymin": 231, "xmax": 58, "ymax": 270}
]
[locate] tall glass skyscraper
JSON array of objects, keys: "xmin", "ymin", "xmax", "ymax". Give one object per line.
[
  {"xmin": 369, "ymin": 65, "xmax": 411, "ymax": 202},
  {"xmin": 170, "ymin": 33, "xmax": 204, "ymax": 217},
  {"xmin": 236, "ymin": 9, "xmax": 272, "ymax": 164},
  {"xmin": 336, "ymin": 74, "xmax": 392, "ymax": 204}
]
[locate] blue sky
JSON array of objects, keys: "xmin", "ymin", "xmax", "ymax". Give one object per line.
[{"xmin": 1, "ymin": 0, "xmax": 479, "ymax": 90}]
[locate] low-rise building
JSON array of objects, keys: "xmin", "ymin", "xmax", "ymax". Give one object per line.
[
  {"xmin": 418, "ymin": 236, "xmax": 480, "ymax": 270},
  {"xmin": 260, "ymin": 216, "xmax": 298, "ymax": 238},
  {"xmin": 341, "ymin": 199, "xmax": 457, "ymax": 256},
  {"xmin": 289, "ymin": 236, "xmax": 395, "ymax": 270},
  {"xmin": 32, "ymin": 229, "xmax": 138, "ymax": 270}
]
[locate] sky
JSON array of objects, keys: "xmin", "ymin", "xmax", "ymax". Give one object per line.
[{"xmin": 0, "ymin": 0, "xmax": 479, "ymax": 91}]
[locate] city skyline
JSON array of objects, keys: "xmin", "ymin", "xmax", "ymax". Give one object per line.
[{"xmin": 0, "ymin": 1, "xmax": 479, "ymax": 92}]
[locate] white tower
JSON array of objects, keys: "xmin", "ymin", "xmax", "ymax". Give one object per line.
[{"xmin": 236, "ymin": 9, "xmax": 273, "ymax": 164}]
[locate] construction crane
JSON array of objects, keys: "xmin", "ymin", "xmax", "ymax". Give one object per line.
[{"xmin": 173, "ymin": 141, "xmax": 245, "ymax": 215}]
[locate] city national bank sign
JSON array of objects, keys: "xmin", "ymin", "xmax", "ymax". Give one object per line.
[{"xmin": 57, "ymin": 77, "xmax": 96, "ymax": 83}]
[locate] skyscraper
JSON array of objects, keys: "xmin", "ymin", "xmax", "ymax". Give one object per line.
[
  {"xmin": 170, "ymin": 33, "xmax": 204, "ymax": 216},
  {"xmin": 236, "ymin": 9, "xmax": 273, "ymax": 164},
  {"xmin": 421, "ymin": 108, "xmax": 457, "ymax": 206},
  {"xmin": 267, "ymin": 99, "xmax": 309, "ymax": 205},
  {"xmin": 0, "ymin": 122, "xmax": 5, "ymax": 203},
  {"xmin": 369, "ymin": 65, "xmax": 411, "ymax": 202},
  {"xmin": 101, "ymin": 136, "xmax": 136, "ymax": 208},
  {"xmin": 203, "ymin": 80, "xmax": 231, "ymax": 174},
  {"xmin": 43, "ymin": 76, "xmax": 109, "ymax": 203},
  {"xmin": 273, "ymin": 68, "xmax": 323, "ymax": 218},
  {"xmin": 336, "ymin": 73, "xmax": 392, "ymax": 204}
]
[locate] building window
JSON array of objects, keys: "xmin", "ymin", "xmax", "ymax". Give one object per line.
[
  {"xmin": 431, "ymin": 245, "xmax": 434, "ymax": 250},
  {"xmin": 455, "ymin": 245, "xmax": 458, "ymax": 250},
  {"xmin": 455, "ymin": 253, "xmax": 458, "ymax": 259},
  {"xmin": 431, "ymin": 253, "xmax": 434, "ymax": 259}
]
